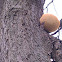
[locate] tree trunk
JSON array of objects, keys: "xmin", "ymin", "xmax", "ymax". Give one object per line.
[{"xmin": 0, "ymin": 0, "xmax": 62, "ymax": 62}]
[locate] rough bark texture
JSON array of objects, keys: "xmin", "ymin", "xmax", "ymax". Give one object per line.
[{"xmin": 0, "ymin": 0, "xmax": 62, "ymax": 62}]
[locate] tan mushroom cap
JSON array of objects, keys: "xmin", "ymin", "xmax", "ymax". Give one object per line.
[{"xmin": 40, "ymin": 14, "xmax": 60, "ymax": 32}]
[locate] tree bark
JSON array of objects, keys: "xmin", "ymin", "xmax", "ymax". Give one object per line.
[{"xmin": 0, "ymin": 0, "xmax": 62, "ymax": 62}]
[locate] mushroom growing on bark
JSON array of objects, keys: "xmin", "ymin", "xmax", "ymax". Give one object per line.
[{"xmin": 40, "ymin": 14, "xmax": 60, "ymax": 33}]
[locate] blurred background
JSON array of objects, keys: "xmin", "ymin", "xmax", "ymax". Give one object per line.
[{"xmin": 43, "ymin": 0, "xmax": 62, "ymax": 40}]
